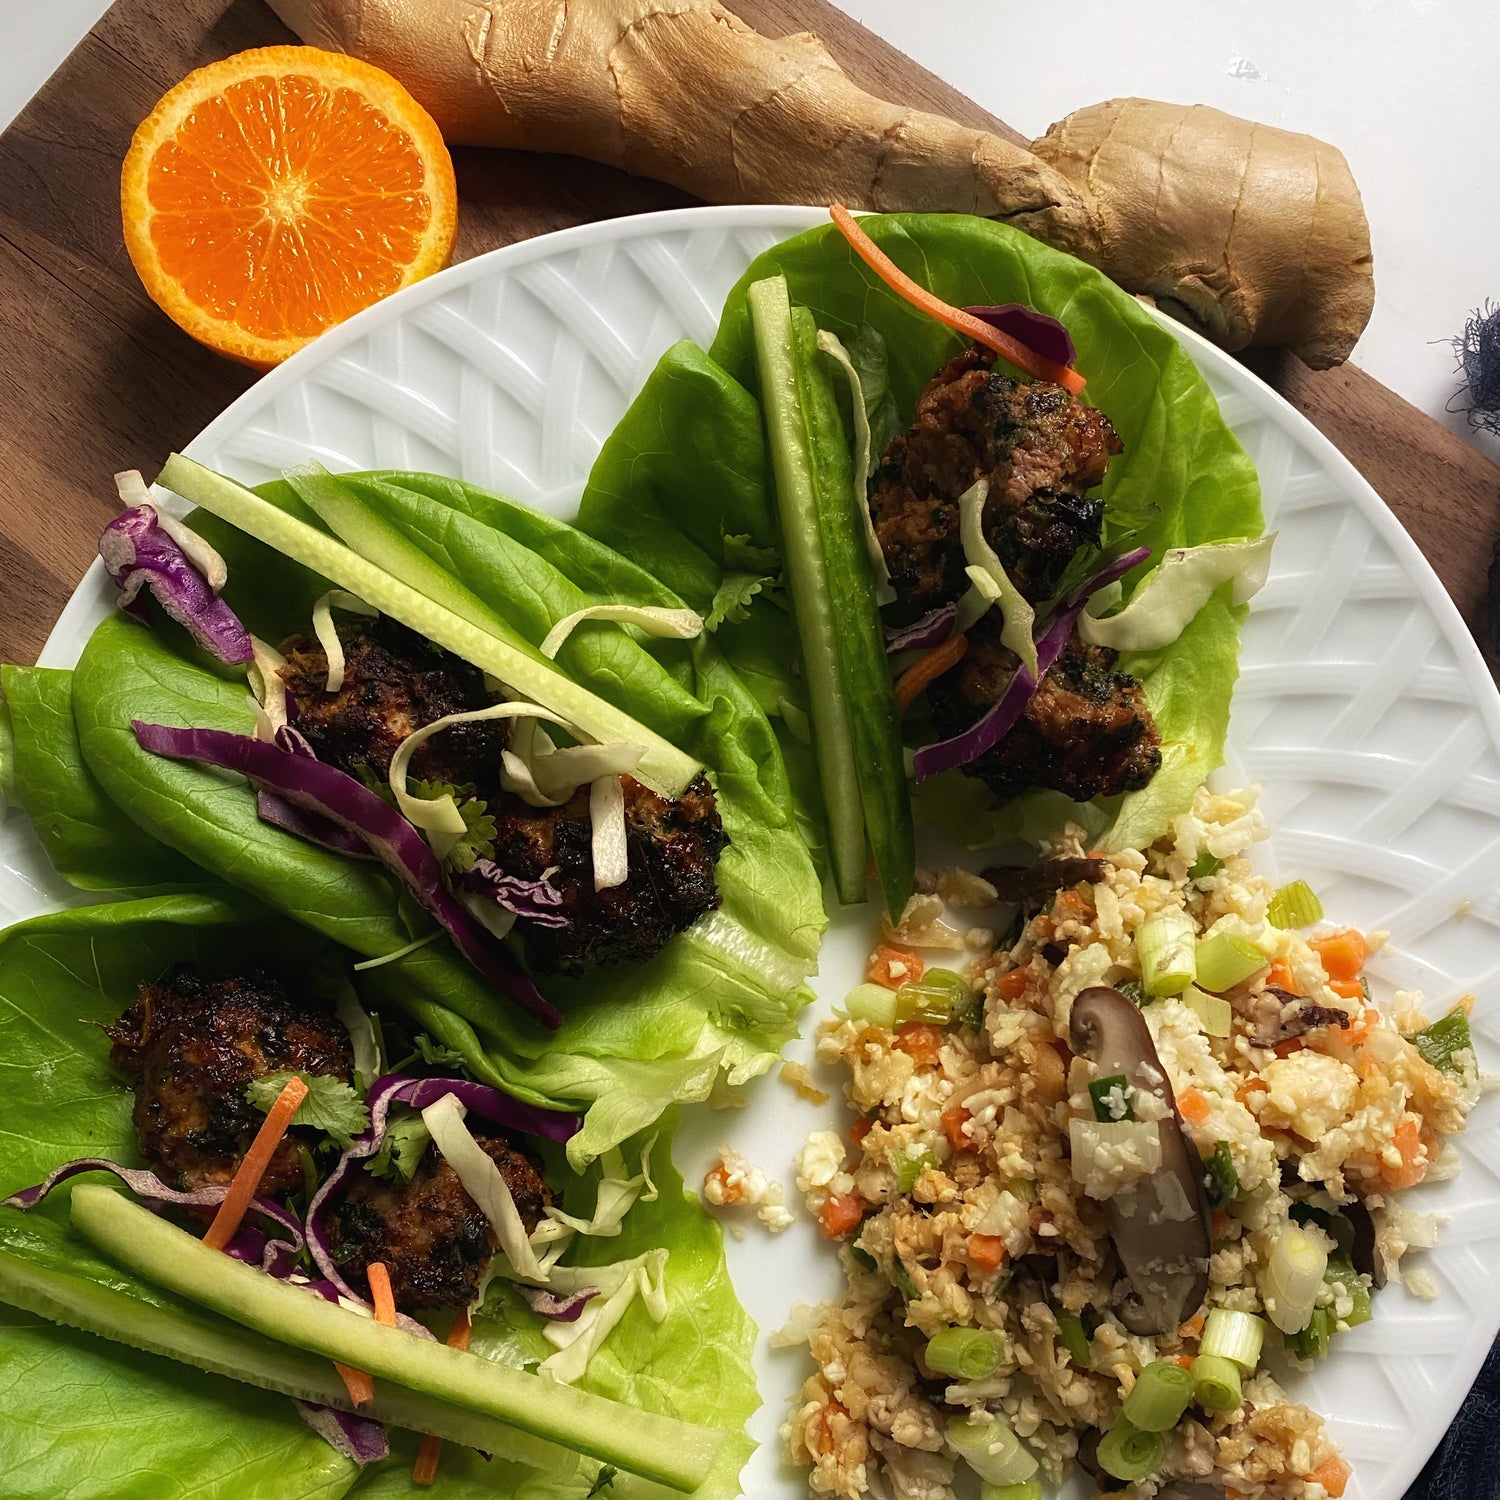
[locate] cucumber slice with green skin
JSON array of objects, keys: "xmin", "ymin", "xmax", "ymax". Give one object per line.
[
  {"xmin": 69, "ymin": 1185, "xmax": 721, "ymax": 1492},
  {"xmin": 0, "ymin": 1234, "xmax": 574, "ymax": 1474},
  {"xmin": 748, "ymin": 276, "xmax": 867, "ymax": 906},
  {"xmin": 157, "ymin": 454, "xmax": 699, "ymax": 801}
]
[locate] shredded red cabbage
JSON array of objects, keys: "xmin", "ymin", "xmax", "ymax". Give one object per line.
[
  {"xmin": 885, "ymin": 602, "xmax": 958, "ymax": 655},
  {"xmin": 256, "ymin": 727, "xmax": 377, "ymax": 860},
  {"xmin": 911, "ymin": 547, "xmax": 1151, "ymax": 782},
  {"xmin": 3, "ymin": 1158, "xmax": 304, "ymax": 1274},
  {"xmin": 963, "ymin": 305, "xmax": 1077, "ymax": 371},
  {"xmin": 99, "ymin": 507, "xmax": 253, "ymax": 665},
  {"xmin": 304, "ymin": 1073, "xmax": 580, "ymax": 1322},
  {"xmin": 294, "ymin": 1402, "xmax": 390, "ymax": 1464},
  {"xmin": 459, "ymin": 861, "xmax": 570, "ymax": 929},
  {"xmin": 130, "ymin": 722, "xmax": 561, "ymax": 1030},
  {"xmin": 516, "ymin": 1284, "xmax": 598, "ymax": 1322}
]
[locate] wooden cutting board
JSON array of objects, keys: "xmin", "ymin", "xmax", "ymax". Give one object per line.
[{"xmin": 1, "ymin": 0, "xmax": 1497, "ymax": 665}]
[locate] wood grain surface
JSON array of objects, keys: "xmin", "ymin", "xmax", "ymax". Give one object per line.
[{"xmin": 1, "ymin": 0, "xmax": 1496, "ymax": 665}]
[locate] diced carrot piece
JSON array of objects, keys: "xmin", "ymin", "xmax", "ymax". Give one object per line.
[
  {"xmin": 1328, "ymin": 978, "xmax": 1366, "ymax": 1002},
  {"xmin": 413, "ymin": 1311, "xmax": 473, "ymax": 1485},
  {"xmin": 994, "ymin": 968, "xmax": 1030, "ymax": 1002},
  {"xmin": 1339, "ymin": 1005, "xmax": 1379, "ymax": 1046},
  {"xmin": 868, "ymin": 945, "xmax": 924, "ymax": 989},
  {"xmin": 815, "ymin": 1401, "xmax": 849, "ymax": 1454},
  {"xmin": 1236, "ymin": 1078, "xmax": 1269, "ymax": 1108},
  {"xmin": 1310, "ymin": 929, "xmax": 1369, "ymax": 982},
  {"xmin": 1309, "ymin": 1455, "xmax": 1352, "ymax": 1498},
  {"xmin": 818, "ymin": 1193, "xmax": 865, "ymax": 1239},
  {"xmin": 202, "ymin": 1075, "xmax": 309, "ymax": 1251},
  {"xmin": 849, "ymin": 1115, "xmax": 874, "ymax": 1147},
  {"xmin": 1211, "ymin": 1209, "xmax": 1232, "ymax": 1240},
  {"xmin": 894, "ymin": 1022, "xmax": 945, "ymax": 1068},
  {"xmin": 893, "ymin": 633, "xmax": 968, "ymax": 714},
  {"xmin": 1266, "ymin": 956, "xmax": 1300, "ymax": 995},
  {"xmin": 1173, "ymin": 1354, "xmax": 1195, "ymax": 1369},
  {"xmin": 1178, "ymin": 1312, "xmax": 1207, "ymax": 1340},
  {"xmin": 968, "ymin": 1233, "xmax": 1007, "ymax": 1271},
  {"xmin": 1380, "ymin": 1118, "xmax": 1427, "ymax": 1191},
  {"xmin": 1273, "ymin": 1037, "xmax": 1305, "ymax": 1059},
  {"xmin": 1177, "ymin": 1087, "xmax": 1212, "ymax": 1125},
  {"xmin": 704, "ymin": 1162, "xmax": 745, "ymax": 1204},
  {"xmin": 941, "ymin": 1105, "xmax": 971, "ymax": 1152}
]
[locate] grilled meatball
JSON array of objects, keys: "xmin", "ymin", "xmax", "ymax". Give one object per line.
[
  {"xmin": 280, "ymin": 616, "xmax": 505, "ymax": 794},
  {"xmin": 106, "ymin": 967, "xmax": 352, "ymax": 1195},
  {"xmin": 928, "ymin": 616, "xmax": 1161, "ymax": 805},
  {"xmin": 869, "ymin": 347, "xmax": 1121, "ymax": 611},
  {"xmin": 327, "ymin": 1135, "xmax": 552, "ymax": 1310},
  {"xmin": 491, "ymin": 773, "xmax": 728, "ymax": 976}
]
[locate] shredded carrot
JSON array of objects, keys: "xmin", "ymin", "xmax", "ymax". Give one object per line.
[
  {"xmin": 868, "ymin": 945, "xmax": 924, "ymax": 989},
  {"xmin": 818, "ymin": 1193, "xmax": 865, "ymax": 1239},
  {"xmin": 849, "ymin": 1115, "xmax": 874, "ymax": 1147},
  {"xmin": 334, "ymin": 1362, "xmax": 374, "ymax": 1408},
  {"xmin": 412, "ymin": 1311, "xmax": 472, "ymax": 1485},
  {"xmin": 366, "ymin": 1261, "xmax": 397, "ymax": 1327},
  {"xmin": 893, "ymin": 633, "xmax": 968, "ymax": 713},
  {"xmin": 1309, "ymin": 1455, "xmax": 1352, "ymax": 1498},
  {"xmin": 1379, "ymin": 1117, "xmax": 1427, "ymax": 1191},
  {"xmin": 1265, "ymin": 956, "xmax": 1299, "ymax": 995},
  {"xmin": 1177, "ymin": 1087, "xmax": 1212, "ymax": 1125},
  {"xmin": 1178, "ymin": 1312, "xmax": 1207, "ymax": 1340},
  {"xmin": 1328, "ymin": 978, "xmax": 1366, "ymax": 1003},
  {"xmin": 203, "ymin": 1075, "xmax": 308, "ymax": 1252},
  {"xmin": 993, "ymin": 968, "xmax": 1030, "ymax": 1002},
  {"xmin": 829, "ymin": 204, "xmax": 1088, "ymax": 395},
  {"xmin": 940, "ymin": 1105, "xmax": 971, "ymax": 1152},
  {"xmin": 893, "ymin": 1021, "xmax": 945, "ymax": 1068},
  {"xmin": 1272, "ymin": 1037, "xmax": 1305, "ymax": 1059},
  {"xmin": 705, "ymin": 1162, "xmax": 746, "ymax": 1204},
  {"xmin": 1310, "ymin": 929, "xmax": 1369, "ymax": 982},
  {"xmin": 968, "ymin": 1233, "xmax": 1007, "ymax": 1271}
]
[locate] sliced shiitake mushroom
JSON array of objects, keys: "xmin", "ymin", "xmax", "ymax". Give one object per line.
[
  {"xmin": 1069, "ymin": 985, "xmax": 1213, "ymax": 1335},
  {"xmin": 983, "ymin": 856, "xmax": 1109, "ymax": 904}
]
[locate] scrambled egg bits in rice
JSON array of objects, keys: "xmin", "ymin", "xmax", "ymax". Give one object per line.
[{"xmin": 784, "ymin": 787, "xmax": 1481, "ymax": 1500}]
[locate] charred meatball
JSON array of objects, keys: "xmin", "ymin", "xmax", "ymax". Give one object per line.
[
  {"xmin": 927, "ymin": 616, "xmax": 1161, "ymax": 805},
  {"xmin": 327, "ymin": 1135, "xmax": 552, "ymax": 1310},
  {"xmin": 106, "ymin": 967, "xmax": 352, "ymax": 1195},
  {"xmin": 280, "ymin": 616, "xmax": 505, "ymax": 794},
  {"xmin": 869, "ymin": 347, "xmax": 1121, "ymax": 611},
  {"xmin": 492, "ymin": 773, "xmax": 728, "ymax": 976}
]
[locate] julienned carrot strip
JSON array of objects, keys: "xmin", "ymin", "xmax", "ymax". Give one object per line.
[
  {"xmin": 366, "ymin": 1262, "xmax": 397, "ymax": 1327},
  {"xmin": 334, "ymin": 1362, "xmax": 374, "ymax": 1408},
  {"xmin": 202, "ymin": 1075, "xmax": 308, "ymax": 1252},
  {"xmin": 829, "ymin": 204, "xmax": 1088, "ymax": 395},
  {"xmin": 412, "ymin": 1310, "xmax": 473, "ymax": 1485},
  {"xmin": 893, "ymin": 633, "xmax": 968, "ymax": 713}
]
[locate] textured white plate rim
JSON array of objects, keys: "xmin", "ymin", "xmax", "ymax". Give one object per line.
[{"xmin": 31, "ymin": 203, "xmax": 1500, "ymax": 1496}]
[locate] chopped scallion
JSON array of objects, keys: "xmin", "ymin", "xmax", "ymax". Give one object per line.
[
  {"xmin": 1089, "ymin": 1074, "xmax": 1134, "ymax": 1122},
  {"xmin": 1268, "ymin": 879, "xmax": 1324, "ymax": 929},
  {"xmin": 896, "ymin": 969, "xmax": 974, "ymax": 1025},
  {"xmin": 1194, "ymin": 932, "xmax": 1267, "ymax": 992},
  {"xmin": 845, "ymin": 983, "xmax": 898, "ymax": 1027},
  {"xmin": 1188, "ymin": 851, "xmax": 1224, "ymax": 881},
  {"xmin": 1190, "ymin": 1354, "xmax": 1242, "ymax": 1412},
  {"xmin": 1135, "ymin": 910, "xmax": 1197, "ymax": 996},
  {"xmin": 1415, "ymin": 1007, "xmax": 1473, "ymax": 1074},
  {"xmin": 1055, "ymin": 1309, "xmax": 1092, "ymax": 1368},
  {"xmin": 1183, "ymin": 985, "xmax": 1233, "ymax": 1038},
  {"xmin": 894, "ymin": 1148, "xmax": 938, "ymax": 1194},
  {"xmin": 1095, "ymin": 1418, "xmax": 1164, "ymax": 1482},
  {"xmin": 1262, "ymin": 1225, "xmax": 1328, "ymax": 1334},
  {"xmin": 946, "ymin": 1415, "xmax": 1038, "ymax": 1485},
  {"xmin": 925, "ymin": 1327, "xmax": 1005, "ymax": 1380},
  {"xmin": 1201, "ymin": 1141, "xmax": 1238, "ymax": 1208},
  {"xmin": 1199, "ymin": 1309, "xmax": 1266, "ymax": 1371},
  {"xmin": 1284, "ymin": 1306, "xmax": 1334, "ymax": 1361},
  {"xmin": 890, "ymin": 1260, "xmax": 918, "ymax": 1301},
  {"xmin": 1006, "ymin": 1177, "xmax": 1038, "ymax": 1205},
  {"xmin": 979, "ymin": 1483, "xmax": 1043, "ymax": 1500},
  {"xmin": 1121, "ymin": 1361, "xmax": 1195, "ymax": 1432}
]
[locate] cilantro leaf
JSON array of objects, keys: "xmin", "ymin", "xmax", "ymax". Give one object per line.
[
  {"xmin": 722, "ymin": 530, "xmax": 779, "ymax": 573},
  {"xmin": 368, "ymin": 1107, "xmax": 431, "ymax": 1182},
  {"xmin": 406, "ymin": 778, "xmax": 496, "ymax": 874},
  {"xmin": 245, "ymin": 1071, "xmax": 369, "ymax": 1151},
  {"xmin": 705, "ymin": 571, "xmax": 773, "ymax": 631},
  {"xmin": 414, "ymin": 1033, "xmax": 467, "ymax": 1070},
  {"xmin": 588, "ymin": 1466, "xmax": 619, "ymax": 1497}
]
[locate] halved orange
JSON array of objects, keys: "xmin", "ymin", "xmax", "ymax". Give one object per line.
[{"xmin": 121, "ymin": 46, "xmax": 457, "ymax": 369}]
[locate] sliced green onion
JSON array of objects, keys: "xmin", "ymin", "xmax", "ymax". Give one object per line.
[
  {"xmin": 845, "ymin": 983, "xmax": 899, "ymax": 1027},
  {"xmin": 848, "ymin": 1244, "xmax": 877, "ymax": 1272},
  {"xmin": 1284, "ymin": 1306, "xmax": 1333, "ymax": 1361},
  {"xmin": 1089, "ymin": 1074, "xmax": 1135, "ymax": 1122},
  {"xmin": 1201, "ymin": 1141, "xmax": 1238, "ymax": 1208},
  {"xmin": 1268, "ymin": 880, "xmax": 1324, "ymax": 929},
  {"xmin": 1183, "ymin": 985, "xmax": 1233, "ymax": 1038},
  {"xmin": 1324, "ymin": 1254, "xmax": 1372, "ymax": 1327},
  {"xmin": 1116, "ymin": 979, "xmax": 1145, "ymax": 1005},
  {"xmin": 1006, "ymin": 1177, "xmax": 1038, "ymax": 1205},
  {"xmin": 1055, "ymin": 1309, "xmax": 1091, "ymax": 1368},
  {"xmin": 1135, "ymin": 910, "xmax": 1197, "ymax": 996},
  {"xmin": 1200, "ymin": 1309, "xmax": 1266, "ymax": 1371},
  {"xmin": 925, "ymin": 1327, "xmax": 1005, "ymax": 1380},
  {"xmin": 890, "ymin": 1259, "xmax": 919, "ymax": 1301},
  {"xmin": 1188, "ymin": 851, "xmax": 1224, "ymax": 882},
  {"xmin": 894, "ymin": 1147, "xmax": 938, "ymax": 1193},
  {"xmin": 1121, "ymin": 1361, "xmax": 1195, "ymax": 1432},
  {"xmin": 897, "ymin": 969, "xmax": 973, "ymax": 1025},
  {"xmin": 1095, "ymin": 1418, "xmax": 1164, "ymax": 1482},
  {"xmin": 1262, "ymin": 1225, "xmax": 1329, "ymax": 1334},
  {"xmin": 1190, "ymin": 1354, "xmax": 1242, "ymax": 1412},
  {"xmin": 980, "ymin": 1484, "xmax": 1043, "ymax": 1500},
  {"xmin": 946, "ymin": 1415, "xmax": 1038, "ymax": 1486},
  {"xmin": 1415, "ymin": 1007, "xmax": 1474, "ymax": 1074},
  {"xmin": 1194, "ymin": 933, "xmax": 1267, "ymax": 993}
]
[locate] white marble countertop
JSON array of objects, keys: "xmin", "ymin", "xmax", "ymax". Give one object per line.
[{"xmin": 2, "ymin": 0, "xmax": 1496, "ymax": 458}]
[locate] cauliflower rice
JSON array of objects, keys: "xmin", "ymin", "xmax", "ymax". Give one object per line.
[{"xmin": 784, "ymin": 786, "xmax": 1481, "ymax": 1500}]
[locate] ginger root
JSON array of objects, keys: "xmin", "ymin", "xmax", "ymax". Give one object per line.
[{"xmin": 268, "ymin": 0, "xmax": 1373, "ymax": 366}]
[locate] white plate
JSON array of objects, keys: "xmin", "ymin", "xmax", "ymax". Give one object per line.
[{"xmin": 9, "ymin": 204, "xmax": 1500, "ymax": 1499}]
